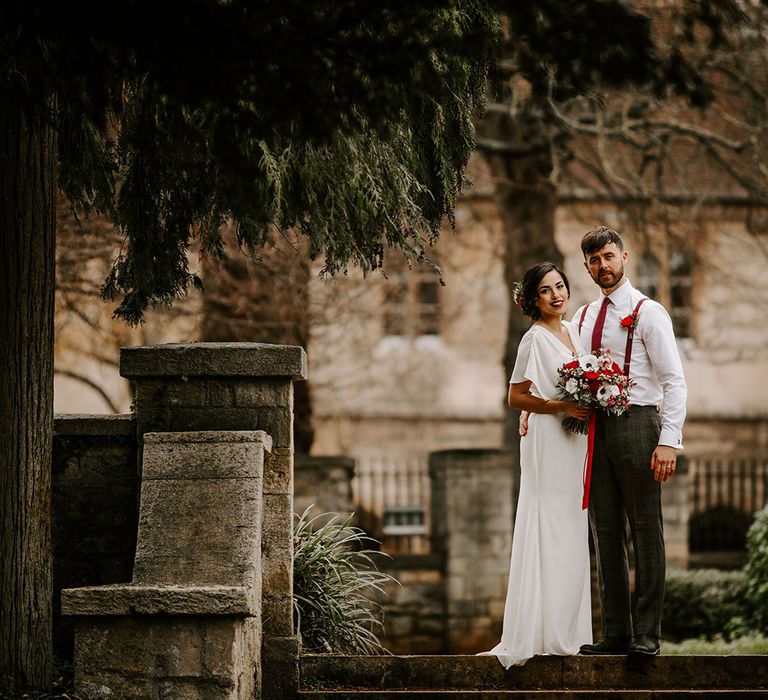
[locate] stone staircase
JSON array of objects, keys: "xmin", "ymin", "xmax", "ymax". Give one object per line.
[{"xmin": 298, "ymin": 654, "xmax": 768, "ymax": 698}]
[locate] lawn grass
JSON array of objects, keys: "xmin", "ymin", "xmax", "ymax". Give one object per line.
[{"xmin": 662, "ymin": 633, "xmax": 768, "ymax": 655}]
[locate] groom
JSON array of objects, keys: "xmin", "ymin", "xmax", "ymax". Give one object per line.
[{"xmin": 574, "ymin": 226, "xmax": 687, "ymax": 656}]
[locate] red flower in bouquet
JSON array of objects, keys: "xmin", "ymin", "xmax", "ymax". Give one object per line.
[
  {"xmin": 556, "ymin": 350, "xmax": 633, "ymax": 435},
  {"xmin": 557, "ymin": 350, "xmax": 635, "ymax": 510}
]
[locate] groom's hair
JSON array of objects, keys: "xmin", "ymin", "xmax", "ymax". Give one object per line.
[{"xmin": 581, "ymin": 226, "xmax": 624, "ymax": 257}]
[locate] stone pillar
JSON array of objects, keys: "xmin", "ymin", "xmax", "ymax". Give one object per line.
[
  {"xmin": 119, "ymin": 343, "xmax": 307, "ymax": 700},
  {"xmin": 429, "ymin": 448, "xmax": 517, "ymax": 654},
  {"xmin": 293, "ymin": 455, "xmax": 356, "ymax": 526},
  {"xmin": 62, "ymin": 430, "xmax": 271, "ymax": 699},
  {"xmin": 663, "ymin": 454, "xmax": 690, "ymax": 569}
]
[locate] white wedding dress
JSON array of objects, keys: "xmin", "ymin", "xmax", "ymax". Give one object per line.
[{"xmin": 482, "ymin": 321, "xmax": 592, "ymax": 668}]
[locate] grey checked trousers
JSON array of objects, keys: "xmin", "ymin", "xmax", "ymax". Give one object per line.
[{"xmin": 589, "ymin": 405, "xmax": 665, "ymax": 639}]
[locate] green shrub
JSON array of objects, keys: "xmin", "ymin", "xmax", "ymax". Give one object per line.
[
  {"xmin": 663, "ymin": 567, "xmax": 751, "ymax": 642},
  {"xmin": 292, "ymin": 507, "xmax": 398, "ymax": 654},
  {"xmin": 745, "ymin": 503, "xmax": 768, "ymax": 634}
]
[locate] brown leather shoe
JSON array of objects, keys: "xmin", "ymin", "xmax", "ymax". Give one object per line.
[
  {"xmin": 579, "ymin": 637, "xmax": 632, "ymax": 655},
  {"xmin": 628, "ymin": 634, "xmax": 660, "ymax": 656}
]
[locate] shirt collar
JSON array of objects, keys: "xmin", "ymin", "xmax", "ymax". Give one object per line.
[{"xmin": 597, "ymin": 278, "xmax": 634, "ymax": 307}]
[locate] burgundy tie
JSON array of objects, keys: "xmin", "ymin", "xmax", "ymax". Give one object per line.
[{"xmin": 591, "ymin": 296, "xmax": 611, "ymax": 353}]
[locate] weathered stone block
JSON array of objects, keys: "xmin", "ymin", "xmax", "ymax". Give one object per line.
[
  {"xmin": 262, "ymin": 594, "xmax": 293, "ymax": 637},
  {"xmin": 73, "ymin": 616, "xmax": 258, "ymax": 700},
  {"xmin": 62, "ymin": 584, "xmax": 256, "ymax": 617},
  {"xmin": 261, "ymin": 635, "xmax": 299, "ymax": 700},
  {"xmin": 121, "ymin": 342, "xmax": 308, "ymax": 380},
  {"xmin": 164, "ymin": 407, "xmax": 266, "ymax": 433},
  {"xmin": 233, "ymin": 380, "xmax": 292, "ymax": 408},
  {"xmin": 54, "ymin": 413, "xmax": 137, "ymax": 436},
  {"xmin": 264, "ymin": 448, "xmax": 293, "ymax": 495},
  {"xmin": 252, "ymin": 407, "xmax": 293, "ymax": 449},
  {"xmin": 155, "ymin": 679, "xmax": 232, "ymax": 700},
  {"xmin": 137, "ymin": 406, "xmax": 293, "ymax": 448},
  {"xmin": 76, "ymin": 670, "xmax": 153, "ymax": 700},
  {"xmin": 261, "ymin": 493, "xmax": 293, "ymax": 596},
  {"xmin": 130, "ymin": 431, "xmax": 267, "ymax": 587},
  {"xmin": 143, "ymin": 431, "xmax": 270, "ymax": 480},
  {"xmin": 136, "ymin": 379, "xmax": 236, "ymax": 410}
]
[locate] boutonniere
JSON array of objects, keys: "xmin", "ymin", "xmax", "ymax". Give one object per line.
[{"xmin": 620, "ymin": 310, "xmax": 640, "ymax": 330}]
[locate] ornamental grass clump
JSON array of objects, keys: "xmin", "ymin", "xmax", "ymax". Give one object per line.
[{"xmin": 293, "ymin": 507, "xmax": 398, "ymax": 654}]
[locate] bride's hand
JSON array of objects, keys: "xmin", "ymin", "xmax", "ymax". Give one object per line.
[
  {"xmin": 519, "ymin": 411, "xmax": 529, "ymax": 437},
  {"xmin": 563, "ymin": 402, "xmax": 591, "ymax": 421}
]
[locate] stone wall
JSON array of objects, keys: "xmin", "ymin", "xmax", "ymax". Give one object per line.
[
  {"xmin": 374, "ymin": 555, "xmax": 445, "ymax": 655},
  {"xmin": 51, "ymin": 428, "xmax": 354, "ymax": 663},
  {"xmin": 430, "ymin": 448, "xmax": 518, "ymax": 654},
  {"xmin": 57, "ymin": 343, "xmax": 307, "ymax": 700},
  {"xmin": 52, "ymin": 414, "xmax": 139, "ymax": 659}
]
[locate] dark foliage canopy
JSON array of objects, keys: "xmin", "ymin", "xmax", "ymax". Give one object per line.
[
  {"xmin": 1, "ymin": 0, "xmax": 747, "ymax": 324},
  {"xmin": 2, "ymin": 0, "xmax": 500, "ymax": 323}
]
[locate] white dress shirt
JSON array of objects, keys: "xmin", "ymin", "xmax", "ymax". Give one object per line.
[{"xmin": 571, "ymin": 279, "xmax": 687, "ymax": 449}]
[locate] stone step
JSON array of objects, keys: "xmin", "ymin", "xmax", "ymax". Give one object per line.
[
  {"xmin": 298, "ymin": 693, "xmax": 768, "ymax": 699},
  {"xmin": 300, "ymin": 655, "xmax": 768, "ymax": 692}
]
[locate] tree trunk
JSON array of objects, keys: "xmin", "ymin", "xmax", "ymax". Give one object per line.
[
  {"xmin": 492, "ymin": 148, "xmax": 562, "ymax": 450},
  {"xmin": 0, "ymin": 95, "xmax": 56, "ymax": 690}
]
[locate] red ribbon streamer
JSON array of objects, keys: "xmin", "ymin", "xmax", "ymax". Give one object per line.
[{"xmin": 582, "ymin": 412, "xmax": 596, "ymax": 510}]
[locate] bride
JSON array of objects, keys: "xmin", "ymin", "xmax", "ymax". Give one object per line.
[{"xmin": 482, "ymin": 261, "xmax": 593, "ymax": 667}]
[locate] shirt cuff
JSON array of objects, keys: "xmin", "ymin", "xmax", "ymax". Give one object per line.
[{"xmin": 659, "ymin": 426, "xmax": 684, "ymax": 450}]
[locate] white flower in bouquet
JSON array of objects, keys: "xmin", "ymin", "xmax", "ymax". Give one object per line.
[
  {"xmin": 578, "ymin": 354, "xmax": 600, "ymax": 371},
  {"xmin": 596, "ymin": 382, "xmax": 621, "ymax": 406}
]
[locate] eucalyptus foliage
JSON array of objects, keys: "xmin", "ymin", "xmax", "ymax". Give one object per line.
[{"xmin": 293, "ymin": 507, "xmax": 397, "ymax": 654}]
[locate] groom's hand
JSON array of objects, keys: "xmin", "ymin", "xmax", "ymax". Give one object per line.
[{"xmin": 651, "ymin": 446, "xmax": 677, "ymax": 482}]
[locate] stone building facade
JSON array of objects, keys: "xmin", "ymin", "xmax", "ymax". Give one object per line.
[
  {"xmin": 54, "ymin": 149, "xmax": 768, "ymax": 569},
  {"xmin": 305, "ymin": 156, "xmax": 768, "ymax": 563}
]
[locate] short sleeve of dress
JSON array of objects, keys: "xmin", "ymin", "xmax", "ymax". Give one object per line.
[{"xmin": 509, "ymin": 329, "xmax": 544, "ymax": 389}]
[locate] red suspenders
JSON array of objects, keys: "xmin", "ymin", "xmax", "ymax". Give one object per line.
[
  {"xmin": 578, "ymin": 298, "xmax": 648, "ymax": 377},
  {"xmin": 622, "ymin": 298, "xmax": 647, "ymax": 376}
]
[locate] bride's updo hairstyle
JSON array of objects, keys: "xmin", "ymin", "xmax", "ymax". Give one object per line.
[{"xmin": 516, "ymin": 261, "xmax": 571, "ymax": 321}]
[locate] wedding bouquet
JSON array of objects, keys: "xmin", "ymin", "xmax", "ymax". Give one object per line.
[{"xmin": 556, "ymin": 351, "xmax": 633, "ymax": 434}]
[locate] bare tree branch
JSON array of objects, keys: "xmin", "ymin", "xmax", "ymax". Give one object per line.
[{"xmin": 53, "ymin": 368, "xmax": 120, "ymax": 414}]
